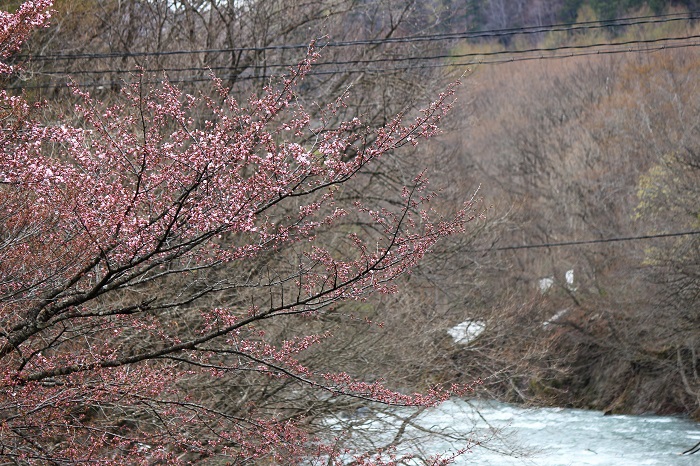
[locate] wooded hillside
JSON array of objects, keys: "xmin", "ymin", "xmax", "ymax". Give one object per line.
[{"xmin": 1, "ymin": 0, "xmax": 699, "ymax": 463}]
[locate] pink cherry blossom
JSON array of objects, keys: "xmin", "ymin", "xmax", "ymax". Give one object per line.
[{"xmin": 0, "ymin": 3, "xmax": 480, "ymax": 464}]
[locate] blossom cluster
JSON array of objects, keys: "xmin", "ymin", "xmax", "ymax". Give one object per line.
[{"xmin": 0, "ymin": 2, "xmax": 476, "ymax": 464}]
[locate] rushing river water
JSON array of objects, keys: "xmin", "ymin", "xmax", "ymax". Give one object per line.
[
  {"xmin": 429, "ymin": 400, "xmax": 700, "ymax": 465},
  {"xmin": 330, "ymin": 399, "xmax": 700, "ymax": 465}
]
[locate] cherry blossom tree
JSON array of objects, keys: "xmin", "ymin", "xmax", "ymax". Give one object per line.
[{"xmin": 0, "ymin": 2, "xmax": 478, "ymax": 464}]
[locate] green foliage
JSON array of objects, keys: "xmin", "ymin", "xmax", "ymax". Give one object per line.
[
  {"xmin": 635, "ymin": 153, "xmax": 700, "ymax": 228},
  {"xmin": 635, "ymin": 158, "xmax": 674, "ymax": 222},
  {"xmin": 584, "ymin": 0, "xmax": 671, "ymax": 19},
  {"xmin": 561, "ymin": 0, "xmax": 586, "ymax": 22},
  {"xmin": 471, "ymin": 0, "xmax": 692, "ymax": 32},
  {"xmin": 634, "ymin": 152, "xmax": 700, "ymax": 266}
]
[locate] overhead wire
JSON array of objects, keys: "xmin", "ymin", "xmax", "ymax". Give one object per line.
[
  {"xmin": 15, "ymin": 10, "xmax": 700, "ymax": 62},
  {"xmin": 7, "ymin": 10, "xmax": 700, "ymax": 92},
  {"xmin": 30, "ymin": 32, "xmax": 700, "ymax": 78},
  {"xmin": 11, "ymin": 36, "xmax": 700, "ymax": 90},
  {"xmin": 477, "ymin": 231, "xmax": 700, "ymax": 252}
]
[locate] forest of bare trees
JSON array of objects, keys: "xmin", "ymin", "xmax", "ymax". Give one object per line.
[{"xmin": 1, "ymin": 0, "xmax": 699, "ymax": 463}]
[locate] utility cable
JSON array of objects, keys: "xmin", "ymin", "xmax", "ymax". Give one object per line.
[
  {"xmin": 14, "ymin": 11, "xmax": 700, "ymax": 63},
  {"xmin": 30, "ymin": 33, "xmax": 700, "ymax": 78},
  {"xmin": 10, "ymin": 38, "xmax": 700, "ymax": 91},
  {"xmin": 479, "ymin": 230, "xmax": 700, "ymax": 252}
]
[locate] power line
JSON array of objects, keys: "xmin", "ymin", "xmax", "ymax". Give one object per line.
[
  {"xmin": 6, "ymin": 9, "xmax": 699, "ymax": 92},
  {"xmin": 456, "ymin": 39, "xmax": 700, "ymax": 66},
  {"xmin": 481, "ymin": 230, "xmax": 700, "ymax": 252},
  {"xmin": 30, "ymin": 33, "xmax": 700, "ymax": 78},
  {"xmin": 15, "ymin": 11, "xmax": 700, "ymax": 63},
  {"xmin": 11, "ymin": 37, "xmax": 700, "ymax": 91}
]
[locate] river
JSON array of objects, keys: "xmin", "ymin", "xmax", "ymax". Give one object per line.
[{"xmin": 329, "ymin": 399, "xmax": 700, "ymax": 465}]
